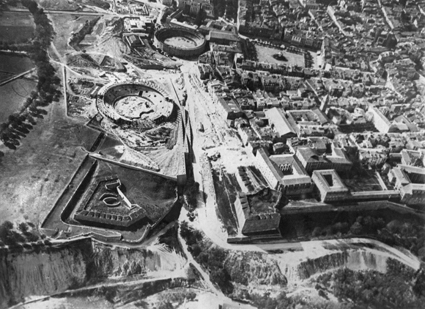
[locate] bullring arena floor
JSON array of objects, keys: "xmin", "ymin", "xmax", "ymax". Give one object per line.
[
  {"xmin": 164, "ymin": 36, "xmax": 197, "ymax": 48},
  {"xmin": 114, "ymin": 94, "xmax": 173, "ymax": 121},
  {"xmin": 114, "ymin": 96, "xmax": 153, "ymax": 119}
]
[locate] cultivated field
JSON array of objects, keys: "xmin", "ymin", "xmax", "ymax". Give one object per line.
[
  {"xmin": 37, "ymin": 0, "xmax": 81, "ymax": 10},
  {"xmin": 38, "ymin": 0, "xmax": 111, "ymax": 11},
  {"xmin": 0, "ymin": 12, "xmax": 34, "ymax": 43}
]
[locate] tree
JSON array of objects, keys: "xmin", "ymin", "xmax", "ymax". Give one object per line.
[
  {"xmin": 18, "ymin": 222, "xmax": 29, "ymax": 233},
  {"xmin": 186, "ymin": 291, "xmax": 196, "ymax": 301},
  {"xmin": 210, "ymin": 268, "xmax": 233, "ymax": 294},
  {"xmin": 24, "ymin": 231, "xmax": 39, "ymax": 242},
  {"xmin": 350, "ymin": 222, "xmax": 363, "ymax": 235},
  {"xmin": 190, "ymin": 243, "xmax": 201, "ymax": 257},
  {"xmin": 2, "ymin": 221, "xmax": 13, "ymax": 230},
  {"xmin": 312, "ymin": 227, "xmax": 322, "ymax": 237},
  {"xmin": 275, "ymin": 291, "xmax": 290, "ymax": 308},
  {"xmin": 334, "ymin": 222, "xmax": 350, "ymax": 234},
  {"xmin": 387, "ymin": 220, "xmax": 402, "ymax": 233},
  {"xmin": 158, "ymin": 302, "xmax": 173, "ymax": 309}
]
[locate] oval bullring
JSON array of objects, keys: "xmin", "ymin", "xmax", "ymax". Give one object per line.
[
  {"xmin": 97, "ymin": 81, "xmax": 176, "ymax": 125},
  {"xmin": 154, "ymin": 27, "xmax": 206, "ymax": 58}
]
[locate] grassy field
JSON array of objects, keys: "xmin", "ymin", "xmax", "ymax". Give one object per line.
[
  {"xmin": 342, "ymin": 170, "xmax": 383, "ymax": 192},
  {"xmin": 0, "ymin": 78, "xmax": 37, "ymax": 122},
  {"xmin": 0, "ymin": 88, "xmax": 100, "ymax": 226},
  {"xmin": 255, "ymin": 45, "xmax": 305, "ymax": 67},
  {"xmin": 0, "ymin": 12, "xmax": 34, "ymax": 43}
]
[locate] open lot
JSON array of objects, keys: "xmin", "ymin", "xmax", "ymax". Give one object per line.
[
  {"xmin": 255, "ymin": 45, "xmax": 305, "ymax": 67},
  {"xmin": 0, "ymin": 12, "xmax": 34, "ymax": 43}
]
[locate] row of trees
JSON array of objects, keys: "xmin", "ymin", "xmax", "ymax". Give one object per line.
[
  {"xmin": 0, "ymin": 220, "xmax": 45, "ymax": 247},
  {"xmin": 157, "ymin": 290, "xmax": 197, "ymax": 309},
  {"xmin": 314, "ymin": 259, "xmax": 425, "ymax": 309},
  {"xmin": 0, "ymin": 0, "xmax": 61, "ymax": 154},
  {"xmin": 308, "ymin": 214, "xmax": 425, "ymax": 261}
]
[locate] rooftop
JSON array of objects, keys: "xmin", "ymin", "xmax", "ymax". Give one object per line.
[
  {"xmin": 242, "ymin": 213, "xmax": 281, "ymax": 235},
  {"xmin": 265, "ymin": 108, "xmax": 297, "ymax": 137}
]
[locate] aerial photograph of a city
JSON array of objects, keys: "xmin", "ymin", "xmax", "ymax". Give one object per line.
[{"xmin": 0, "ymin": 0, "xmax": 425, "ymax": 308}]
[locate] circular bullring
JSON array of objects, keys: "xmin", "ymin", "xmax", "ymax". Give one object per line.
[
  {"xmin": 154, "ymin": 27, "xmax": 206, "ymax": 58},
  {"xmin": 97, "ymin": 81, "xmax": 175, "ymax": 125}
]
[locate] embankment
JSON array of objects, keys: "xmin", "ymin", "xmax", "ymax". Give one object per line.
[
  {"xmin": 0, "ymin": 237, "xmax": 188, "ymax": 309},
  {"xmin": 224, "ymin": 251, "xmax": 287, "ymax": 287},
  {"xmin": 91, "ymin": 243, "xmax": 186, "ymax": 279},
  {"xmin": 296, "ymin": 249, "xmax": 388, "ymax": 280},
  {"xmin": 0, "ymin": 239, "xmax": 93, "ymax": 309},
  {"xmin": 278, "ymin": 245, "xmax": 419, "ymax": 283}
]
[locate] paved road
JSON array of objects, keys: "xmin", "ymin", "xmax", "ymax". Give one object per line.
[
  {"xmin": 0, "ymin": 68, "xmax": 36, "ymax": 86},
  {"xmin": 8, "ymin": 7, "xmax": 139, "ymax": 17}
]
